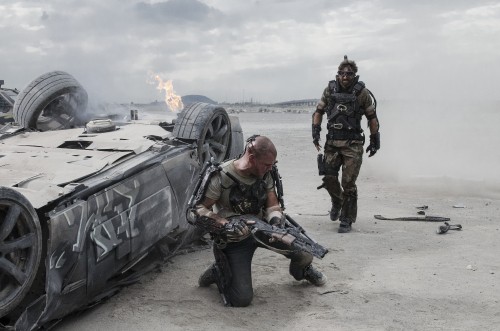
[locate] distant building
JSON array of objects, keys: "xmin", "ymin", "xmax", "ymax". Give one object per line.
[
  {"xmin": 182, "ymin": 95, "xmax": 217, "ymax": 105},
  {"xmin": 273, "ymin": 99, "xmax": 319, "ymax": 107}
]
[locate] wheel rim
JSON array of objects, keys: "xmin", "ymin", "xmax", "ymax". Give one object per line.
[
  {"xmin": 36, "ymin": 93, "xmax": 81, "ymax": 131},
  {"xmin": 198, "ymin": 112, "xmax": 230, "ymax": 164},
  {"xmin": 0, "ymin": 199, "xmax": 40, "ymax": 311}
]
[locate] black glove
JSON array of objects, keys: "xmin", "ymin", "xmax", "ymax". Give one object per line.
[
  {"xmin": 366, "ymin": 132, "xmax": 380, "ymax": 157},
  {"xmin": 269, "ymin": 216, "xmax": 285, "ymax": 228},
  {"xmin": 223, "ymin": 218, "xmax": 250, "ymax": 241},
  {"xmin": 312, "ymin": 124, "xmax": 321, "ymax": 146}
]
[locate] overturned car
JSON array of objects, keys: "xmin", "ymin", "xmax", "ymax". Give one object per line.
[
  {"xmin": 0, "ymin": 71, "xmax": 244, "ymax": 330},
  {"xmin": 0, "ymin": 80, "xmax": 18, "ymax": 125}
]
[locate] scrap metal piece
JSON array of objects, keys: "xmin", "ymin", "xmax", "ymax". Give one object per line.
[
  {"xmin": 374, "ymin": 215, "xmax": 450, "ymax": 222},
  {"xmin": 437, "ymin": 222, "xmax": 462, "ymax": 234}
]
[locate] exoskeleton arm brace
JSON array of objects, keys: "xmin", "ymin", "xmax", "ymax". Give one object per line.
[
  {"xmin": 193, "ymin": 204, "xmax": 225, "ymax": 234},
  {"xmin": 187, "ymin": 161, "xmax": 221, "ymax": 212},
  {"xmin": 186, "ymin": 160, "xmax": 226, "ymax": 233}
]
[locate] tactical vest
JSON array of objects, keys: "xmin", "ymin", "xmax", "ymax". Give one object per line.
[
  {"xmin": 326, "ymin": 80, "xmax": 365, "ymax": 141},
  {"xmin": 222, "ymin": 171, "xmax": 268, "ymax": 215}
]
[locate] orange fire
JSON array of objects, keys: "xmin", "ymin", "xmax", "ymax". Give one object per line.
[{"xmin": 150, "ymin": 74, "xmax": 184, "ymax": 112}]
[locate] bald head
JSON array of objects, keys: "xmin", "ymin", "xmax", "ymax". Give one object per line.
[
  {"xmin": 235, "ymin": 135, "xmax": 277, "ymax": 178},
  {"xmin": 247, "ymin": 135, "xmax": 277, "ymax": 159}
]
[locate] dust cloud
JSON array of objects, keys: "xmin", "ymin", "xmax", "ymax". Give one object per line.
[
  {"xmin": 234, "ymin": 96, "xmax": 499, "ymax": 199},
  {"xmin": 362, "ymin": 98, "xmax": 500, "ymax": 197}
]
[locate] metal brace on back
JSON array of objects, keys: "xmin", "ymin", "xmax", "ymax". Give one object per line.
[{"xmin": 270, "ymin": 164, "xmax": 285, "ymax": 210}]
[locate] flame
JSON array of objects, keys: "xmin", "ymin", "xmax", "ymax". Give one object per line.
[{"xmin": 150, "ymin": 74, "xmax": 184, "ymax": 112}]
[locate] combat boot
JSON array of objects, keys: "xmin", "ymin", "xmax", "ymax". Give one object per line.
[
  {"xmin": 338, "ymin": 218, "xmax": 352, "ymax": 233},
  {"xmin": 338, "ymin": 193, "xmax": 357, "ymax": 231},
  {"xmin": 198, "ymin": 263, "xmax": 217, "ymax": 287},
  {"xmin": 304, "ymin": 265, "xmax": 327, "ymax": 286},
  {"xmin": 329, "ymin": 203, "xmax": 341, "ymax": 221}
]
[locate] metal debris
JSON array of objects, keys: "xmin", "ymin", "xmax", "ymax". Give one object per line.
[
  {"xmin": 437, "ymin": 222, "xmax": 462, "ymax": 234},
  {"xmin": 374, "ymin": 215, "xmax": 450, "ymax": 222}
]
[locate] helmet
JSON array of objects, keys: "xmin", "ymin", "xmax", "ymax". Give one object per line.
[{"xmin": 338, "ymin": 55, "xmax": 358, "ymax": 73}]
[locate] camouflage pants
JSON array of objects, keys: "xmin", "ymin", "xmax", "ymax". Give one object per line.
[{"xmin": 322, "ymin": 140, "xmax": 363, "ymax": 222}]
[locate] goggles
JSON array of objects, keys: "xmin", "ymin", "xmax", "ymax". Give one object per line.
[{"xmin": 337, "ymin": 71, "xmax": 355, "ymax": 77}]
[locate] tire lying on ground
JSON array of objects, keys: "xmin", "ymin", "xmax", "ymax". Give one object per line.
[
  {"xmin": 0, "ymin": 187, "xmax": 42, "ymax": 319},
  {"xmin": 86, "ymin": 119, "xmax": 116, "ymax": 133},
  {"xmin": 13, "ymin": 71, "xmax": 88, "ymax": 131},
  {"xmin": 173, "ymin": 102, "xmax": 232, "ymax": 164}
]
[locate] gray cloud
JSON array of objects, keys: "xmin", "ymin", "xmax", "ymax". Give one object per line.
[
  {"xmin": 1, "ymin": 0, "xmax": 499, "ymax": 183},
  {"xmin": 1, "ymin": 0, "xmax": 499, "ymax": 104},
  {"xmin": 134, "ymin": 0, "xmax": 223, "ymax": 25}
]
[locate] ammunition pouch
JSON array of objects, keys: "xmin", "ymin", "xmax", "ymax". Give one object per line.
[{"xmin": 327, "ymin": 129, "xmax": 365, "ymax": 142}]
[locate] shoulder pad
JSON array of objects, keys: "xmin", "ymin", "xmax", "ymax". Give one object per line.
[
  {"xmin": 353, "ymin": 81, "xmax": 365, "ymax": 95},
  {"xmin": 328, "ymin": 80, "xmax": 337, "ymax": 93}
]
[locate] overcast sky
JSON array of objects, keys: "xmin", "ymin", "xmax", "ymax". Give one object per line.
[{"xmin": 1, "ymin": 0, "xmax": 499, "ymax": 104}]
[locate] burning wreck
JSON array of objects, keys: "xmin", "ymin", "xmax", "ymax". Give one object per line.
[{"xmin": 0, "ymin": 71, "xmax": 243, "ymax": 330}]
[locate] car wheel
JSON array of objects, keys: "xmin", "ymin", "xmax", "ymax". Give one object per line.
[
  {"xmin": 173, "ymin": 102, "xmax": 231, "ymax": 164},
  {"xmin": 0, "ymin": 187, "xmax": 42, "ymax": 318},
  {"xmin": 13, "ymin": 71, "xmax": 88, "ymax": 131}
]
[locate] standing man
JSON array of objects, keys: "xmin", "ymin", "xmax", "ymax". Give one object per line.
[
  {"xmin": 192, "ymin": 135, "xmax": 326, "ymax": 307},
  {"xmin": 312, "ymin": 55, "xmax": 380, "ymax": 233}
]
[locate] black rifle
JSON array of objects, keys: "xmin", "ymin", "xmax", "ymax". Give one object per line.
[
  {"xmin": 238, "ymin": 214, "xmax": 328, "ymax": 259},
  {"xmin": 317, "ymin": 153, "xmax": 325, "ymax": 176}
]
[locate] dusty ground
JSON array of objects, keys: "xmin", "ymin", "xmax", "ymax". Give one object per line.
[{"xmin": 56, "ymin": 110, "xmax": 500, "ymax": 331}]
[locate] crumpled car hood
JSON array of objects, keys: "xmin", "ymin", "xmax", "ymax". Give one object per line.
[{"xmin": 0, "ymin": 122, "xmax": 173, "ymax": 208}]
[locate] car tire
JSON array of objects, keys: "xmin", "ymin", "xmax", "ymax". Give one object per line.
[
  {"xmin": 173, "ymin": 102, "xmax": 231, "ymax": 164},
  {"xmin": 0, "ymin": 187, "xmax": 42, "ymax": 318},
  {"xmin": 86, "ymin": 119, "xmax": 116, "ymax": 133},
  {"xmin": 13, "ymin": 71, "xmax": 88, "ymax": 131}
]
